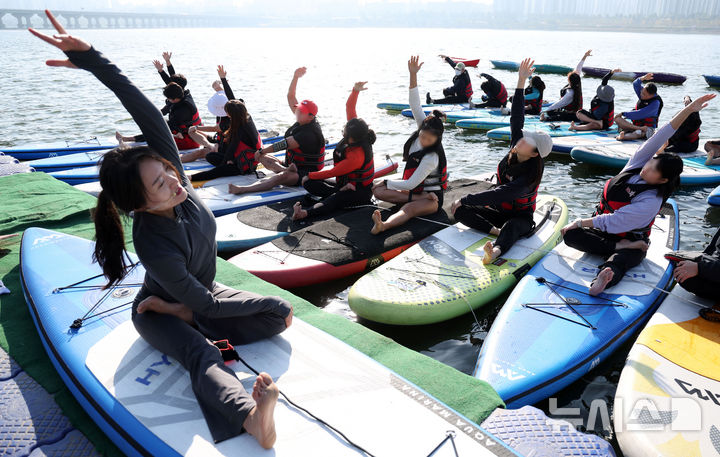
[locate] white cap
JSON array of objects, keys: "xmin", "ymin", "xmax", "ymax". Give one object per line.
[
  {"xmin": 207, "ymin": 91, "xmax": 229, "ymax": 117},
  {"xmin": 522, "ymin": 129, "xmax": 553, "ymax": 158}
]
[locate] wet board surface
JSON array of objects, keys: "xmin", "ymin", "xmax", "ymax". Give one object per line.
[
  {"xmin": 456, "ymin": 117, "xmax": 541, "ymax": 131},
  {"xmin": 230, "ymin": 177, "xmax": 495, "ymax": 288},
  {"xmin": 475, "ymin": 201, "xmax": 679, "ymax": 408},
  {"xmin": 487, "ymin": 123, "xmax": 618, "ymax": 141},
  {"xmin": 20, "ymin": 228, "xmax": 518, "ymax": 457},
  {"xmin": 348, "ymin": 196, "xmax": 568, "ymax": 325},
  {"xmin": 551, "ymin": 133, "xmax": 639, "ymax": 154},
  {"xmin": 614, "ymin": 286, "xmax": 720, "ymax": 457},
  {"xmin": 1, "ymin": 138, "xmax": 120, "ymax": 160}
]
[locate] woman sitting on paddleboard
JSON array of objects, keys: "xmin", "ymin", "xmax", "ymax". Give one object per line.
[
  {"xmin": 370, "ymin": 56, "xmax": 448, "ymax": 235},
  {"xmin": 426, "ymin": 55, "xmax": 473, "ymax": 105},
  {"xmin": 569, "ymin": 69, "xmax": 618, "ymax": 132},
  {"xmin": 540, "ymin": 49, "xmax": 592, "ymax": 123},
  {"xmin": 509, "ymin": 75, "xmax": 545, "ymax": 115},
  {"xmin": 292, "ymin": 81, "xmax": 376, "ymax": 221},
  {"xmin": 561, "ymin": 93, "xmax": 715, "ymax": 296},
  {"xmin": 450, "ymin": 58, "xmax": 552, "ymax": 265},
  {"xmin": 227, "ymin": 67, "xmax": 326, "ymax": 196},
  {"xmin": 30, "ymin": 11, "xmax": 290, "ymax": 449},
  {"xmin": 187, "ymin": 66, "xmax": 263, "ymax": 182},
  {"xmin": 470, "ymin": 72, "xmax": 508, "ymax": 109}
]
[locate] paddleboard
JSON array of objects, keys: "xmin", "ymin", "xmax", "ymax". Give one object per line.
[
  {"xmin": 377, "ymin": 102, "xmax": 472, "ymax": 112},
  {"xmin": 229, "ymin": 177, "xmax": 495, "ymax": 289},
  {"xmin": 347, "ymin": 195, "xmax": 568, "ymax": 325},
  {"xmin": 551, "ymin": 133, "xmax": 641, "ymax": 154},
  {"xmin": 215, "ymin": 156, "xmax": 398, "ymax": 252},
  {"xmin": 491, "ymin": 60, "xmax": 572, "ymax": 75},
  {"xmin": 474, "ymin": 200, "xmax": 679, "ymax": 408},
  {"xmin": 614, "ymin": 285, "xmax": 719, "ymax": 457},
  {"xmin": 27, "ymin": 149, "xmax": 115, "ymax": 173},
  {"xmin": 1, "ymin": 137, "xmax": 121, "ymax": 161},
  {"xmin": 20, "ymin": 227, "xmax": 519, "ymax": 457},
  {"xmin": 49, "ymin": 158, "xmax": 213, "ymax": 185},
  {"xmin": 571, "ymin": 146, "xmax": 720, "ymax": 186},
  {"xmin": 704, "ymin": 75, "xmax": 720, "ymax": 88},
  {"xmin": 487, "ymin": 123, "xmax": 618, "ymax": 142},
  {"xmin": 708, "ymin": 184, "xmax": 720, "ymax": 206},
  {"xmin": 456, "ymin": 117, "xmax": 542, "ymax": 131}
]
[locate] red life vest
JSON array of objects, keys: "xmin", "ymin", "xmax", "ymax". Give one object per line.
[
  {"xmin": 632, "ymin": 95, "xmax": 663, "ymax": 128},
  {"xmin": 285, "ymin": 120, "xmax": 326, "ymax": 173},
  {"xmin": 334, "ymin": 143, "xmax": 375, "ymax": 189},
  {"xmin": 593, "ymin": 167, "xmax": 661, "ymax": 239},
  {"xmin": 496, "ymin": 83, "xmax": 508, "ymax": 106},
  {"xmin": 687, "ymin": 127, "xmax": 700, "ymax": 143},
  {"xmin": 230, "ymin": 131, "xmax": 262, "ymax": 175},
  {"xmin": 401, "ymin": 132, "xmax": 448, "ymax": 195},
  {"xmin": 496, "ymin": 155, "xmax": 542, "ymax": 212},
  {"xmin": 174, "ymin": 107, "xmax": 202, "ymax": 134},
  {"xmin": 590, "ymin": 98, "xmax": 614, "ymax": 128},
  {"xmin": 559, "ymin": 85, "xmax": 582, "ymax": 112}
]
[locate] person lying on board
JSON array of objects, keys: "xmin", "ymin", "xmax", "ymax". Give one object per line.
[
  {"xmin": 426, "ymin": 55, "xmax": 473, "ymax": 105},
  {"xmin": 30, "ymin": 10, "xmax": 290, "ymax": 449},
  {"xmin": 371, "ymin": 56, "xmax": 448, "ymax": 235},
  {"xmin": 705, "ymin": 139, "xmax": 720, "ymax": 165},
  {"xmin": 569, "ymin": 69, "xmax": 618, "ymax": 131},
  {"xmin": 228, "ymin": 67, "xmax": 325, "ymax": 195},
  {"xmin": 451, "ymin": 58, "xmax": 552, "ymax": 265},
  {"xmin": 615, "ymin": 73, "xmax": 664, "ymax": 141},
  {"xmin": 469, "ymin": 72, "xmax": 508, "ymax": 109},
  {"xmin": 664, "ymin": 96, "xmax": 701, "ymax": 153},
  {"xmin": 292, "ymin": 82, "xmax": 376, "ymax": 221},
  {"xmin": 540, "ymin": 49, "xmax": 591, "ymax": 123},
  {"xmin": 509, "ymin": 75, "xmax": 545, "ymax": 115},
  {"xmin": 183, "ymin": 65, "xmax": 241, "ymax": 162},
  {"xmin": 560, "ymin": 94, "xmax": 714, "ymax": 296},
  {"xmin": 670, "ymin": 226, "xmax": 720, "ymax": 321}
]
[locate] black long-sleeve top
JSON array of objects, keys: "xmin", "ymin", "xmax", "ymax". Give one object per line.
[
  {"xmin": 444, "ymin": 57, "xmax": 472, "ymax": 99},
  {"xmin": 460, "ymin": 88, "xmax": 543, "ymax": 209},
  {"xmin": 65, "ymin": 47, "xmax": 289, "ymax": 319},
  {"xmin": 697, "ymin": 227, "xmax": 720, "ymax": 280}
]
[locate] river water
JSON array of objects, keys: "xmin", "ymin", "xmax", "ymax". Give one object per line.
[{"xmin": 3, "ymin": 26, "xmax": 720, "ymax": 454}]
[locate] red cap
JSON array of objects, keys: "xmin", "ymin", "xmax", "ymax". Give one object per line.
[{"xmin": 295, "ymin": 99, "xmax": 318, "ymax": 116}]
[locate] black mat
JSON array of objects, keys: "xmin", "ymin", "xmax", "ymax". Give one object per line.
[{"xmin": 267, "ymin": 178, "xmax": 493, "ymax": 267}]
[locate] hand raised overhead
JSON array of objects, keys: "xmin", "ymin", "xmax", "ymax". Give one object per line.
[{"xmin": 28, "ymin": 9, "xmax": 91, "ymax": 69}]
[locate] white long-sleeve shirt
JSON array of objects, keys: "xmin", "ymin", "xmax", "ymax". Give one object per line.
[
  {"xmin": 387, "ymin": 86, "xmax": 440, "ymax": 191},
  {"xmin": 544, "ymin": 56, "xmax": 587, "ymax": 112}
]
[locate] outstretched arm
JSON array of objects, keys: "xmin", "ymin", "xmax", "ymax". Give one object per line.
[
  {"xmin": 153, "ymin": 59, "xmax": 171, "ymax": 84},
  {"xmin": 162, "ymin": 51, "xmax": 175, "ymax": 76},
  {"xmin": 347, "ymin": 81, "xmax": 366, "ymax": 120},
  {"xmin": 576, "ymin": 49, "xmax": 591, "ymax": 73},
  {"xmin": 287, "ymin": 67, "xmax": 306, "ymax": 113},
  {"xmin": 408, "ymin": 56, "xmax": 425, "ymax": 129},
  {"xmin": 443, "ymin": 56, "xmax": 457, "ymax": 68},
  {"xmin": 29, "ymin": 10, "xmax": 183, "ymax": 179},
  {"xmin": 510, "ymin": 58, "xmax": 534, "ymax": 144},
  {"xmin": 217, "ymin": 65, "xmax": 236, "ymax": 101}
]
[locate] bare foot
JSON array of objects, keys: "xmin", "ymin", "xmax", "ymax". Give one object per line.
[
  {"xmin": 137, "ymin": 296, "xmax": 193, "ymax": 324},
  {"xmin": 244, "ymin": 372, "xmax": 279, "ymax": 449},
  {"xmin": 589, "ymin": 267, "xmax": 614, "ymax": 296},
  {"xmin": 615, "ymin": 239, "xmax": 649, "ymax": 251},
  {"xmin": 569, "ymin": 121, "xmax": 577, "ymax": 131},
  {"xmin": 488, "ymin": 226, "xmax": 501, "ymax": 236},
  {"xmin": 370, "ymin": 209, "xmax": 384, "ymax": 235},
  {"xmin": 228, "ymin": 184, "xmax": 246, "ymax": 195},
  {"xmin": 291, "ymin": 202, "xmax": 307, "ymax": 221},
  {"xmin": 287, "ymin": 163, "xmax": 298, "ymax": 174},
  {"xmin": 339, "ymin": 182, "xmax": 356, "ymax": 192},
  {"xmin": 616, "ymin": 131, "xmax": 626, "ymax": 141},
  {"xmin": 115, "ymin": 131, "xmax": 124, "ymax": 143},
  {"xmin": 482, "ymin": 240, "xmax": 501, "ymax": 265}
]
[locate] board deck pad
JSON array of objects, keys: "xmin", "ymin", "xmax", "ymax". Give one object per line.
[
  {"xmin": 614, "ymin": 286, "xmax": 720, "ymax": 457},
  {"xmin": 20, "ymin": 228, "xmax": 517, "ymax": 457},
  {"xmin": 488, "ymin": 123, "xmax": 618, "ymax": 141},
  {"xmin": 475, "ymin": 201, "xmax": 678, "ymax": 408},
  {"xmin": 268, "ymin": 178, "xmax": 492, "ymax": 266},
  {"xmin": 348, "ymin": 196, "xmax": 568, "ymax": 325}
]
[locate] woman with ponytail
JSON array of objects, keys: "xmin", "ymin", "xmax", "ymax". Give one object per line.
[
  {"xmin": 30, "ymin": 11, "xmax": 290, "ymax": 449},
  {"xmin": 370, "ymin": 56, "xmax": 449, "ymax": 235},
  {"xmin": 540, "ymin": 49, "xmax": 591, "ymax": 123},
  {"xmin": 561, "ymin": 93, "xmax": 715, "ymax": 296},
  {"xmin": 292, "ymin": 81, "xmax": 376, "ymax": 220}
]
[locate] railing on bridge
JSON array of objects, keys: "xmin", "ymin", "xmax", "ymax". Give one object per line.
[{"xmin": 0, "ymin": 9, "xmax": 232, "ymax": 29}]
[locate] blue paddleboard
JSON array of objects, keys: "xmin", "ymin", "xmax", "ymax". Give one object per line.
[
  {"xmin": 708, "ymin": 185, "xmax": 720, "ymax": 206},
  {"xmin": 487, "ymin": 123, "xmax": 618, "ymax": 142},
  {"xmin": 474, "ymin": 201, "xmax": 678, "ymax": 408},
  {"xmin": 1, "ymin": 138, "xmax": 119, "ymax": 161}
]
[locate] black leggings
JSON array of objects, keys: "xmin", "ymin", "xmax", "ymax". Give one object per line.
[
  {"xmin": 433, "ymin": 94, "xmax": 469, "ymax": 104},
  {"xmin": 191, "ymin": 151, "xmax": 257, "ymax": 182},
  {"xmin": 302, "ymin": 179, "xmax": 372, "ymax": 218},
  {"xmin": 679, "ymin": 275, "xmax": 719, "ymax": 299},
  {"xmin": 454, "ymin": 206, "xmax": 535, "ymax": 254},
  {"xmin": 543, "ymin": 110, "xmax": 578, "ymax": 123},
  {"xmin": 473, "ymin": 99, "xmax": 504, "ymax": 108},
  {"xmin": 563, "ymin": 228, "xmax": 647, "ymax": 289}
]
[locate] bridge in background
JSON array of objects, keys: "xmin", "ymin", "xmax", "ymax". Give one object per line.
[{"xmin": 0, "ymin": 9, "xmax": 233, "ymax": 29}]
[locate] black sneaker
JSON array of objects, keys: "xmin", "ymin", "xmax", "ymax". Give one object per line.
[{"xmin": 426, "ymin": 92, "xmax": 433, "ymax": 104}]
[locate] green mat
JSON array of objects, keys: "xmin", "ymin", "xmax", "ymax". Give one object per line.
[{"xmin": 0, "ymin": 173, "xmax": 504, "ymax": 456}]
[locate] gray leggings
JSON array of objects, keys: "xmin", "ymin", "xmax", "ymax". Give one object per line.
[{"xmin": 132, "ymin": 284, "xmax": 291, "ymax": 443}]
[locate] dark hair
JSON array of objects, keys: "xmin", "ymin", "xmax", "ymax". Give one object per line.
[
  {"xmin": 567, "ymin": 72, "xmax": 582, "ymax": 109},
  {"xmin": 345, "ymin": 117, "xmax": 376, "ymax": 146},
  {"xmin": 420, "ymin": 110, "xmax": 445, "ymax": 138},
  {"xmin": 169, "ymin": 73, "xmax": 187, "ymax": 88},
  {"xmin": 652, "ymin": 153, "xmax": 683, "ymax": 201},
  {"xmin": 222, "ymin": 100, "xmax": 250, "ymax": 142},
  {"xmin": 93, "ymin": 146, "xmax": 181, "ymax": 287},
  {"xmin": 163, "ymin": 82, "xmax": 184, "ymax": 100},
  {"xmin": 530, "ymin": 75, "xmax": 545, "ymax": 92},
  {"xmin": 480, "ymin": 81, "xmax": 490, "ymax": 94},
  {"xmin": 645, "ymin": 83, "xmax": 658, "ymax": 95}
]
